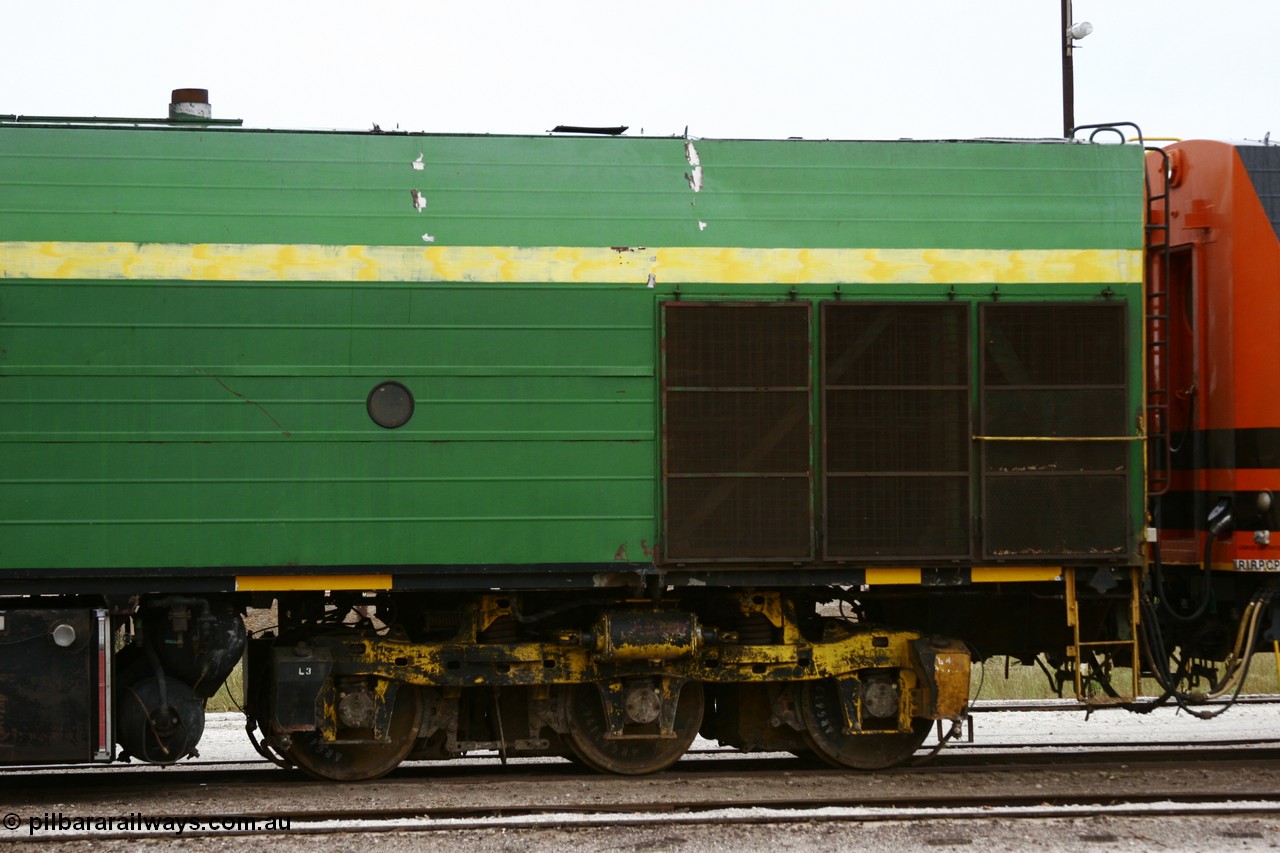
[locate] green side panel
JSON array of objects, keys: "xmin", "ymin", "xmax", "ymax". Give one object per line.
[
  {"xmin": 689, "ymin": 138, "xmax": 1142, "ymax": 250},
  {"xmin": 0, "ymin": 126, "xmax": 1143, "ymax": 249},
  {"xmin": 3, "ymin": 441, "xmax": 653, "ymax": 569},
  {"xmin": 0, "ymin": 281, "xmax": 652, "ymax": 380},
  {"xmin": 0, "ymin": 279, "xmax": 656, "ymax": 570},
  {"xmin": 0, "ymin": 124, "xmax": 1145, "ymax": 573}
]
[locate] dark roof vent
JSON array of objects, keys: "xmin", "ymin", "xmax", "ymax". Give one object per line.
[{"xmin": 551, "ymin": 125, "xmax": 628, "ymax": 136}]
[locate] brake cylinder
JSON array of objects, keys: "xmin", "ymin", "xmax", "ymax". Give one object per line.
[{"xmin": 591, "ymin": 611, "xmax": 701, "ymax": 661}]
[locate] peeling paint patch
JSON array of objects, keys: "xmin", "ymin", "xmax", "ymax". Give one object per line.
[
  {"xmin": 422, "ymin": 233, "xmax": 436, "ymax": 243},
  {"xmin": 698, "ymin": 221, "xmax": 708, "ymax": 231},
  {"xmin": 412, "ymin": 154, "xmax": 425, "ymax": 171},
  {"xmin": 410, "ymin": 189, "xmax": 427, "ymax": 212},
  {"xmin": 613, "ymin": 544, "xmax": 630, "ymax": 561},
  {"xmin": 647, "ymin": 273, "xmax": 656, "ymax": 288},
  {"xmin": 685, "ymin": 140, "xmax": 703, "ymax": 192}
]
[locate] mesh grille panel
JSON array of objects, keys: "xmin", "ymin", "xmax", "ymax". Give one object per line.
[
  {"xmin": 826, "ymin": 476, "xmax": 970, "ymax": 557},
  {"xmin": 1237, "ymin": 145, "xmax": 1280, "ymax": 242},
  {"xmin": 665, "ymin": 477, "xmax": 811, "ymax": 559},
  {"xmin": 661, "ymin": 302, "xmax": 812, "ymax": 562},
  {"xmin": 664, "ymin": 304, "xmax": 810, "ymax": 388},
  {"xmin": 981, "ymin": 303, "xmax": 1130, "ymax": 559},
  {"xmin": 825, "ymin": 303, "xmax": 968, "ymax": 386},
  {"xmin": 822, "ymin": 303, "xmax": 970, "ymax": 560},
  {"xmin": 985, "ymin": 475, "xmax": 1129, "ymax": 557},
  {"xmin": 666, "ymin": 391, "xmax": 810, "ymax": 474},
  {"xmin": 826, "ymin": 390, "xmax": 969, "ymax": 473},
  {"xmin": 985, "ymin": 388, "xmax": 1127, "ymax": 471},
  {"xmin": 984, "ymin": 388, "xmax": 1127, "ymax": 438},
  {"xmin": 984, "ymin": 304, "xmax": 1125, "ymax": 386}
]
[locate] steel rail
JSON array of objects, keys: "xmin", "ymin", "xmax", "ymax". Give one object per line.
[
  {"xmin": 7, "ymin": 737, "xmax": 1280, "ymax": 781},
  {"xmin": 11, "ymin": 790, "xmax": 1280, "ymax": 843}
]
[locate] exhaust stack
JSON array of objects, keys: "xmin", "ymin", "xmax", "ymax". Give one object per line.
[{"xmin": 169, "ymin": 88, "xmax": 211, "ymax": 120}]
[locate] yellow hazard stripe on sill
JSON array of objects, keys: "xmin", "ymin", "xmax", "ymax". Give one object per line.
[
  {"xmin": 236, "ymin": 574, "xmax": 393, "ymax": 592},
  {"xmin": 863, "ymin": 568, "xmax": 924, "ymax": 586},
  {"xmin": 862, "ymin": 566, "xmax": 1065, "ymax": 585},
  {"xmin": 970, "ymin": 567, "xmax": 1064, "ymax": 583},
  {"xmin": 236, "ymin": 568, "xmax": 1065, "ymax": 591},
  {"xmin": 0, "ymin": 242, "xmax": 1143, "ymax": 286}
]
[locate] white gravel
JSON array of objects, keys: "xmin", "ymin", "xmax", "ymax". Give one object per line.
[{"xmin": 190, "ymin": 699, "xmax": 1280, "ymax": 764}]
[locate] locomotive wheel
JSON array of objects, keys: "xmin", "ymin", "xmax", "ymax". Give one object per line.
[
  {"xmin": 285, "ymin": 683, "xmax": 423, "ymax": 782},
  {"xmin": 563, "ymin": 681, "xmax": 704, "ymax": 775},
  {"xmin": 797, "ymin": 680, "xmax": 930, "ymax": 770}
]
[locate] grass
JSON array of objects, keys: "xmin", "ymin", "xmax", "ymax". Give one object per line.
[
  {"xmin": 972, "ymin": 653, "xmax": 1280, "ymax": 701},
  {"xmin": 207, "ymin": 662, "xmax": 245, "ymax": 714}
]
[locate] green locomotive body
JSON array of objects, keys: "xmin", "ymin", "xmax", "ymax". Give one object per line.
[
  {"xmin": 0, "ymin": 103, "xmax": 1154, "ymax": 775},
  {"xmin": 0, "ymin": 122, "xmax": 1145, "ymax": 582}
]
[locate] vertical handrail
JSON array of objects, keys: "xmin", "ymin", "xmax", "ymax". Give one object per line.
[
  {"xmin": 1070, "ymin": 123, "xmax": 1173, "ymax": 497},
  {"xmin": 1145, "ymin": 147, "xmax": 1173, "ymax": 497}
]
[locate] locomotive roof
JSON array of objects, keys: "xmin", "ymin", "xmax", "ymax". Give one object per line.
[{"xmin": 0, "ymin": 112, "xmax": 1101, "ymax": 146}]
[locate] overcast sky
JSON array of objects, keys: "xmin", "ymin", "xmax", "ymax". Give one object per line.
[{"xmin": 3, "ymin": 1, "xmax": 1275, "ymax": 142}]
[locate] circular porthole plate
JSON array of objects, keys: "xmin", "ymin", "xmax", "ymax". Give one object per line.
[{"xmin": 367, "ymin": 381, "xmax": 414, "ymax": 429}]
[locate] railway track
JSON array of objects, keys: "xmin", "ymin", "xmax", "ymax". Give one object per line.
[
  {"xmin": 5, "ymin": 745, "xmax": 1280, "ymax": 842},
  {"xmin": 6, "ymin": 736, "xmax": 1280, "ymax": 785},
  {"xmin": 11, "ymin": 695, "xmax": 1273, "ymax": 778},
  {"xmin": 6, "ymin": 702, "xmax": 1278, "ymax": 845},
  {"xmin": 8, "ymin": 786, "xmax": 1280, "ymax": 843}
]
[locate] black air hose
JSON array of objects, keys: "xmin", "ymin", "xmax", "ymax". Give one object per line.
[{"xmin": 1157, "ymin": 500, "xmax": 1229, "ymax": 622}]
